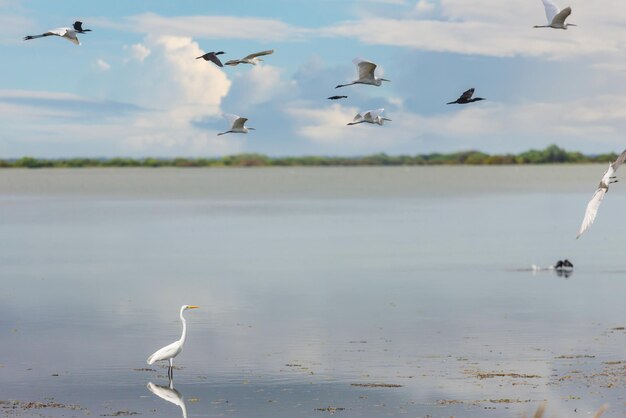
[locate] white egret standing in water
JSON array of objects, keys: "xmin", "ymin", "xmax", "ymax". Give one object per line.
[
  {"xmin": 577, "ymin": 150, "xmax": 626, "ymax": 238},
  {"xmin": 147, "ymin": 305, "xmax": 200, "ymax": 378}
]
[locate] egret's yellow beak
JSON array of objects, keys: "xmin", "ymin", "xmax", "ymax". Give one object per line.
[{"xmin": 188, "ymin": 305, "xmax": 200, "ymax": 309}]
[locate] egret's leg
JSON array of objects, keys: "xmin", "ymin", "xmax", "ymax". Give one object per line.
[{"xmin": 168, "ymin": 359, "xmax": 173, "ymax": 379}]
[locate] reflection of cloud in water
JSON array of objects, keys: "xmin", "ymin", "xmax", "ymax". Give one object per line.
[{"xmin": 147, "ymin": 380, "xmax": 186, "ymax": 418}]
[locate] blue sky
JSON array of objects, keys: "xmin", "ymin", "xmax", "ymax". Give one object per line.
[{"xmin": 2, "ymin": 0, "xmax": 626, "ymax": 157}]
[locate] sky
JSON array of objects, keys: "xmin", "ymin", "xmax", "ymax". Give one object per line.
[{"xmin": 2, "ymin": 0, "xmax": 626, "ymax": 158}]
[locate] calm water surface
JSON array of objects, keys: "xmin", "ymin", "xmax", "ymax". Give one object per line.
[{"xmin": 0, "ymin": 167, "xmax": 624, "ymax": 418}]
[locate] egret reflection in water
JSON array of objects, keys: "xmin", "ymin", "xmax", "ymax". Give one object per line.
[{"xmin": 147, "ymin": 380, "xmax": 187, "ymax": 418}]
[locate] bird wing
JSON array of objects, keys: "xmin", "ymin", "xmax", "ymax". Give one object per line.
[
  {"xmin": 224, "ymin": 59, "xmax": 240, "ymax": 66},
  {"xmin": 611, "ymin": 149, "xmax": 626, "ymax": 171},
  {"xmin": 577, "ymin": 188, "xmax": 606, "ymax": 239},
  {"xmin": 232, "ymin": 117, "xmax": 248, "ymax": 130},
  {"xmin": 243, "ymin": 49, "xmax": 274, "ymax": 60},
  {"xmin": 366, "ymin": 108, "xmax": 385, "ymax": 120},
  {"xmin": 147, "ymin": 340, "xmax": 182, "ymax": 364},
  {"xmin": 204, "ymin": 53, "xmax": 223, "ymax": 67},
  {"xmin": 64, "ymin": 31, "xmax": 80, "ymax": 45},
  {"xmin": 551, "ymin": 6, "xmax": 571, "ymax": 26},
  {"xmin": 354, "ymin": 59, "xmax": 377, "ymax": 81},
  {"xmin": 459, "ymin": 88, "xmax": 475, "ymax": 101},
  {"xmin": 47, "ymin": 28, "xmax": 69, "ymax": 37},
  {"xmin": 352, "ymin": 112, "xmax": 364, "ymax": 122},
  {"xmin": 541, "ymin": 0, "xmax": 560, "ymax": 24}
]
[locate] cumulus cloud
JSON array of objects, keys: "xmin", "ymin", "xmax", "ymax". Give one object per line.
[
  {"xmin": 125, "ymin": 43, "xmax": 151, "ymax": 62},
  {"xmin": 0, "ymin": 35, "xmax": 246, "ymax": 157}
]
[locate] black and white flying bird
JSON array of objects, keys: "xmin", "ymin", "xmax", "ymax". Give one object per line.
[
  {"xmin": 24, "ymin": 21, "xmax": 91, "ymax": 45},
  {"xmin": 224, "ymin": 50, "xmax": 274, "ymax": 66},
  {"xmin": 196, "ymin": 51, "xmax": 225, "ymax": 67},
  {"xmin": 577, "ymin": 150, "xmax": 626, "ymax": 238},
  {"xmin": 447, "ymin": 88, "xmax": 485, "ymax": 105}
]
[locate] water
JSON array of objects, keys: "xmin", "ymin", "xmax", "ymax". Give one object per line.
[{"xmin": 0, "ymin": 167, "xmax": 624, "ymax": 418}]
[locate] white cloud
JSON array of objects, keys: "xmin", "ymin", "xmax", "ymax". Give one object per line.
[
  {"xmin": 109, "ymin": 12, "xmax": 310, "ymax": 42},
  {"xmin": 228, "ymin": 64, "xmax": 297, "ymax": 108},
  {"xmin": 415, "ymin": 0, "xmax": 435, "ymax": 13},
  {"xmin": 125, "ymin": 43, "xmax": 151, "ymax": 62},
  {"xmin": 0, "ymin": 35, "xmax": 245, "ymax": 157},
  {"xmin": 321, "ymin": 0, "xmax": 626, "ymax": 60},
  {"xmin": 286, "ymin": 94, "xmax": 626, "ymax": 155},
  {"xmin": 96, "ymin": 59, "xmax": 111, "ymax": 72}
]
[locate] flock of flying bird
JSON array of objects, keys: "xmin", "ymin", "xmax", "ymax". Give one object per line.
[{"xmin": 22, "ymin": 0, "xmax": 626, "ymax": 240}]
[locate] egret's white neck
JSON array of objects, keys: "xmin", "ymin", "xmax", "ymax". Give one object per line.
[{"xmin": 179, "ymin": 307, "xmax": 187, "ymax": 343}]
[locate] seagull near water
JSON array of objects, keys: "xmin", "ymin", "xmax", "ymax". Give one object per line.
[
  {"xmin": 347, "ymin": 109, "xmax": 391, "ymax": 126},
  {"xmin": 217, "ymin": 115, "xmax": 255, "ymax": 135},
  {"xmin": 447, "ymin": 88, "xmax": 486, "ymax": 105},
  {"xmin": 577, "ymin": 150, "xmax": 626, "ymax": 239},
  {"xmin": 336, "ymin": 58, "xmax": 390, "ymax": 89},
  {"xmin": 196, "ymin": 51, "xmax": 225, "ymax": 67},
  {"xmin": 24, "ymin": 21, "xmax": 91, "ymax": 45},
  {"xmin": 534, "ymin": 0, "xmax": 576, "ymax": 29},
  {"xmin": 224, "ymin": 50, "xmax": 274, "ymax": 66}
]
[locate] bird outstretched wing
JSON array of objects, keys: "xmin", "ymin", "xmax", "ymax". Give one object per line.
[
  {"xmin": 244, "ymin": 49, "xmax": 274, "ymax": 60},
  {"xmin": 354, "ymin": 59, "xmax": 377, "ymax": 82},
  {"xmin": 459, "ymin": 88, "xmax": 475, "ymax": 102},
  {"xmin": 65, "ymin": 31, "xmax": 80, "ymax": 45},
  {"xmin": 611, "ymin": 149, "xmax": 626, "ymax": 171},
  {"xmin": 551, "ymin": 6, "xmax": 571, "ymax": 26},
  {"xmin": 541, "ymin": 0, "xmax": 560, "ymax": 24},
  {"xmin": 366, "ymin": 108, "xmax": 385, "ymax": 120},
  {"xmin": 577, "ymin": 188, "xmax": 606, "ymax": 239},
  {"xmin": 352, "ymin": 112, "xmax": 364, "ymax": 122},
  {"xmin": 197, "ymin": 52, "xmax": 223, "ymax": 67},
  {"xmin": 232, "ymin": 117, "xmax": 248, "ymax": 130}
]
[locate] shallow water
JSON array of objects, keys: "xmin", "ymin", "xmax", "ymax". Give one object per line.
[{"xmin": 0, "ymin": 167, "xmax": 624, "ymax": 418}]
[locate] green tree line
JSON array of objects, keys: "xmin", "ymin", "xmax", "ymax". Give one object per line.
[{"xmin": 0, "ymin": 145, "xmax": 620, "ymax": 168}]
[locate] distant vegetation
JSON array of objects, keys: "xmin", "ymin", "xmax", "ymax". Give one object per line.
[{"xmin": 0, "ymin": 145, "xmax": 620, "ymax": 168}]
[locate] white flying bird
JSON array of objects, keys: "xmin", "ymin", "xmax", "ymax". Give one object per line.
[
  {"xmin": 534, "ymin": 0, "xmax": 576, "ymax": 29},
  {"xmin": 577, "ymin": 150, "xmax": 626, "ymax": 239},
  {"xmin": 347, "ymin": 108, "xmax": 391, "ymax": 126},
  {"xmin": 23, "ymin": 21, "xmax": 91, "ymax": 45},
  {"xmin": 224, "ymin": 49, "xmax": 274, "ymax": 66},
  {"xmin": 147, "ymin": 305, "xmax": 200, "ymax": 378},
  {"xmin": 217, "ymin": 114, "xmax": 255, "ymax": 135},
  {"xmin": 336, "ymin": 58, "xmax": 390, "ymax": 89}
]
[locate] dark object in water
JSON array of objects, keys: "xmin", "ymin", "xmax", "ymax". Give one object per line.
[
  {"xmin": 554, "ymin": 259, "xmax": 574, "ymax": 278},
  {"xmin": 554, "ymin": 259, "xmax": 574, "ymax": 270}
]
